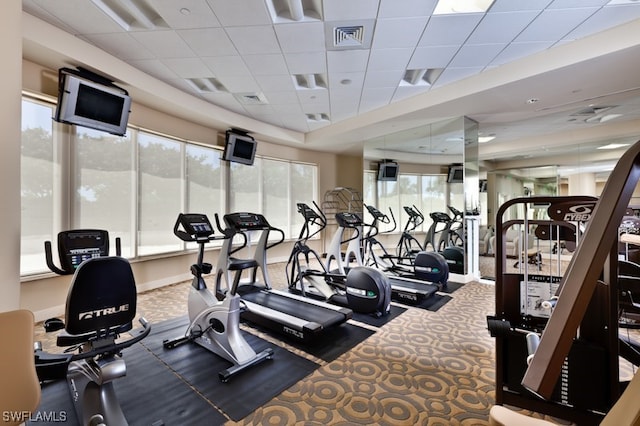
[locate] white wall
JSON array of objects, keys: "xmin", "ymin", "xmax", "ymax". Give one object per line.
[{"xmin": 0, "ymin": 1, "xmax": 23, "ymax": 312}]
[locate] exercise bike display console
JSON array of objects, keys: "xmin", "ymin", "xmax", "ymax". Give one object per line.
[{"xmin": 45, "ymin": 229, "xmax": 118, "ymax": 275}]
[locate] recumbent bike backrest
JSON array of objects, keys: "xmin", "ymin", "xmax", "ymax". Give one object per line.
[{"xmin": 64, "ymin": 256, "xmax": 137, "ymax": 336}]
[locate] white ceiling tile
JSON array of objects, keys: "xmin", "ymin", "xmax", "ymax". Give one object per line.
[
  {"xmin": 392, "ymin": 85, "xmax": 430, "ymax": 102},
  {"xmin": 489, "ymin": 41, "xmax": 553, "ymax": 66},
  {"xmin": 367, "ymin": 48, "xmax": 413, "ymax": 71},
  {"xmin": 242, "ymin": 54, "xmax": 289, "ymax": 75},
  {"xmin": 327, "ymin": 50, "xmax": 370, "ymax": 73},
  {"xmin": 408, "ymin": 45, "xmax": 460, "ymax": 68},
  {"xmin": 152, "ymin": 0, "xmax": 221, "ymax": 29},
  {"xmin": 515, "ymin": 8, "xmax": 599, "ymax": 43},
  {"xmin": 255, "ymin": 75, "xmax": 296, "ymax": 91},
  {"xmin": 200, "ymin": 92, "xmax": 247, "ymax": 114},
  {"xmin": 130, "ymin": 31, "xmax": 196, "ymax": 58},
  {"xmin": 84, "ymin": 33, "xmax": 155, "ymax": 60},
  {"xmin": 225, "ymin": 26, "xmax": 281, "ymax": 54},
  {"xmin": 31, "ymin": 0, "xmax": 126, "ymax": 33},
  {"xmin": 378, "ymin": 0, "xmax": 438, "ymax": 18},
  {"xmin": 328, "ymin": 72, "xmax": 365, "ymax": 89},
  {"xmin": 243, "ymin": 104, "xmax": 277, "ymax": 115},
  {"xmin": 448, "ymin": 43, "xmax": 507, "ymax": 68},
  {"xmin": 284, "ymin": 52, "xmax": 327, "ymax": 74},
  {"xmin": 130, "ymin": 59, "xmax": 180, "ymax": 80},
  {"xmin": 216, "ymin": 75, "xmax": 261, "ymax": 92},
  {"xmin": 418, "ymin": 14, "xmax": 483, "ymax": 46},
  {"xmin": 274, "ymin": 22, "xmax": 325, "ymax": 53},
  {"xmin": 547, "ymin": 0, "xmax": 609, "ymax": 8},
  {"xmin": 177, "ymin": 28, "xmax": 237, "ymax": 56},
  {"xmin": 205, "ymin": 0, "xmax": 272, "ymax": 26},
  {"xmin": 432, "ymin": 67, "xmax": 484, "ymax": 88},
  {"xmin": 271, "ymin": 103, "xmax": 304, "ymax": 114},
  {"xmin": 364, "ymin": 70, "xmax": 404, "ymax": 88},
  {"xmin": 201, "ymin": 56, "xmax": 251, "ymax": 76},
  {"xmin": 298, "ymin": 89, "xmax": 330, "ymax": 106},
  {"xmin": 372, "ymin": 17, "xmax": 428, "ymax": 49},
  {"xmin": 162, "ymin": 58, "xmax": 213, "ymax": 78},
  {"xmin": 467, "ymin": 11, "xmax": 541, "ymax": 44},
  {"xmin": 261, "ymin": 91, "xmax": 300, "ymax": 104},
  {"xmin": 489, "ymin": 0, "xmax": 552, "ymax": 12},
  {"xmin": 322, "ymin": 0, "xmax": 380, "ymax": 20},
  {"xmin": 565, "ymin": 4, "xmax": 640, "ymax": 40},
  {"xmin": 359, "ymin": 87, "xmax": 396, "ymax": 112},
  {"xmin": 282, "ymin": 119, "xmax": 310, "ymax": 133}
]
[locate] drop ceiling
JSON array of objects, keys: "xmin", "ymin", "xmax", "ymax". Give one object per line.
[{"xmin": 20, "ymin": 0, "xmax": 640, "ymax": 170}]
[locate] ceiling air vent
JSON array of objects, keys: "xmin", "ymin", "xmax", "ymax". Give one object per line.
[
  {"xmin": 233, "ymin": 92, "xmax": 269, "ymax": 105},
  {"xmin": 325, "ymin": 20, "xmax": 374, "ymax": 51},
  {"xmin": 186, "ymin": 77, "xmax": 226, "ymax": 93},
  {"xmin": 334, "ymin": 26, "xmax": 365, "ymax": 47},
  {"xmin": 306, "ymin": 113, "xmax": 330, "ymax": 122},
  {"xmin": 571, "ymin": 106, "xmax": 616, "ymax": 116}
]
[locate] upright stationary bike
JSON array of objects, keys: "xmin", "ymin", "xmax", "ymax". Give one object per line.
[{"xmin": 163, "ymin": 213, "xmax": 273, "ymax": 382}]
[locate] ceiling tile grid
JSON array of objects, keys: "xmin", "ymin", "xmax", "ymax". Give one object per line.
[{"xmin": 22, "ymin": 0, "xmax": 640, "ymax": 136}]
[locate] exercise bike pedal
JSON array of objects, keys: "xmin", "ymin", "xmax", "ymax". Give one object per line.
[{"xmin": 162, "ymin": 335, "xmax": 191, "ymax": 349}]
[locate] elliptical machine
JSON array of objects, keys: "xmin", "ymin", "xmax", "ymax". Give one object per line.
[
  {"xmin": 163, "ymin": 213, "xmax": 273, "ymax": 382},
  {"xmin": 363, "ymin": 204, "xmax": 449, "ymax": 288},
  {"xmin": 395, "ymin": 205, "xmax": 426, "ymax": 263},
  {"xmin": 424, "ymin": 208, "xmax": 465, "ymax": 274},
  {"xmin": 287, "ymin": 202, "xmax": 391, "ymax": 317}
]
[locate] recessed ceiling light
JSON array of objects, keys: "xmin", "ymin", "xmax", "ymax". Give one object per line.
[
  {"xmin": 180, "ymin": 8, "xmax": 191, "ymax": 15},
  {"xmin": 597, "ymin": 143, "xmax": 630, "ymax": 150},
  {"xmin": 526, "ymin": 98, "xmax": 539, "ymax": 104},
  {"xmin": 340, "ymin": 79, "xmax": 352, "ymax": 85},
  {"xmin": 479, "ymin": 136, "xmax": 495, "ymax": 143},
  {"xmin": 434, "ymin": 0, "xmax": 495, "ymax": 15}
]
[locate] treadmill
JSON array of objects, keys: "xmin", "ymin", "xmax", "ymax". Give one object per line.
[{"xmin": 215, "ymin": 212, "xmax": 352, "ymax": 342}]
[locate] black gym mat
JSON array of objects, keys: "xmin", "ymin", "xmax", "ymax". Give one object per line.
[
  {"xmin": 30, "ymin": 342, "xmax": 225, "ymax": 426},
  {"xmin": 440, "ymin": 281, "xmax": 464, "ymax": 294},
  {"xmin": 351, "ymin": 304, "xmax": 406, "ymax": 327},
  {"xmin": 412, "ymin": 293, "xmax": 453, "ymax": 311},
  {"xmin": 142, "ymin": 316, "xmax": 319, "ymax": 421}
]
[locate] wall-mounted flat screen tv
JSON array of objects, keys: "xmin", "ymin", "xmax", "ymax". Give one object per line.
[
  {"xmin": 447, "ymin": 165, "xmax": 464, "ymax": 183},
  {"xmin": 54, "ymin": 69, "xmax": 131, "ymax": 136},
  {"xmin": 377, "ymin": 161, "xmax": 399, "ymax": 181},
  {"xmin": 223, "ymin": 130, "xmax": 257, "ymax": 166}
]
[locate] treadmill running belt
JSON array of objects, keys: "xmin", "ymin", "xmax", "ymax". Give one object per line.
[{"xmin": 242, "ymin": 289, "xmax": 347, "ymax": 328}]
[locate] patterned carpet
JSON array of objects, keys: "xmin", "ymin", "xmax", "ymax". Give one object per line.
[{"xmin": 33, "ymin": 262, "xmax": 563, "ymax": 425}]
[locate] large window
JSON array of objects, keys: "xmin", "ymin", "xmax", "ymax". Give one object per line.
[
  {"xmin": 73, "ymin": 128, "xmax": 134, "ymax": 256},
  {"xmin": 21, "ymin": 99, "xmax": 56, "ymax": 274},
  {"xmin": 229, "ymin": 157, "xmax": 317, "ymax": 239},
  {"xmin": 20, "ymin": 95, "xmax": 318, "ymax": 276},
  {"xmin": 137, "ymin": 132, "xmax": 183, "ymax": 256},
  {"xmin": 363, "ymin": 171, "xmax": 448, "ymax": 234}
]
